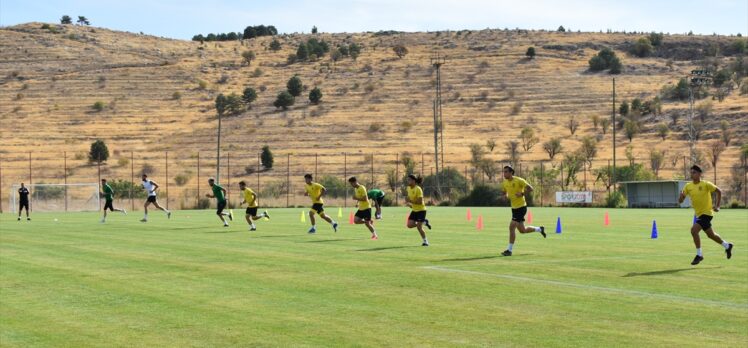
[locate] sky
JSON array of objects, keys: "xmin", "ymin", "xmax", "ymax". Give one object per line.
[{"xmin": 1, "ymin": 0, "xmax": 746, "ymax": 40}]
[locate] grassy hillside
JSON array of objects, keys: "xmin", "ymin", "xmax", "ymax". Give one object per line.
[{"xmin": 0, "ymin": 23, "xmax": 746, "ymax": 208}]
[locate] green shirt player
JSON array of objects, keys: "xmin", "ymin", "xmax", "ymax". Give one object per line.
[
  {"xmin": 367, "ymin": 188, "xmax": 386, "ymax": 219},
  {"xmin": 206, "ymin": 177, "xmax": 233, "ymax": 227},
  {"xmin": 100, "ymin": 179, "xmax": 126, "ymax": 223}
]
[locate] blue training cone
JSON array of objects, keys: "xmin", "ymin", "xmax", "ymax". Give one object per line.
[
  {"xmin": 555, "ymin": 217, "xmax": 562, "ymax": 234},
  {"xmin": 651, "ymin": 220, "xmax": 658, "ymax": 239},
  {"xmin": 693, "ymin": 215, "xmax": 698, "ymax": 224}
]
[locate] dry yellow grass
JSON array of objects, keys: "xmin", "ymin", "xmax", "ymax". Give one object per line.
[{"xmin": 0, "ymin": 22, "xmax": 746, "ymax": 208}]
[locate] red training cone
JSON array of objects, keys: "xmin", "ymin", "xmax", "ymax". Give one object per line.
[
  {"xmin": 527, "ymin": 210, "xmax": 533, "ymax": 224},
  {"xmin": 466, "ymin": 208, "xmax": 472, "ymax": 221},
  {"xmin": 476, "ymin": 215, "xmax": 484, "ymax": 230},
  {"xmin": 604, "ymin": 211, "xmax": 610, "ymax": 226},
  {"xmin": 349, "ymin": 211, "xmax": 355, "ymax": 224}
]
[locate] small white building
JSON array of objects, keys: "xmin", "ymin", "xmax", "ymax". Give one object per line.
[{"xmin": 618, "ymin": 181, "xmax": 691, "ymax": 208}]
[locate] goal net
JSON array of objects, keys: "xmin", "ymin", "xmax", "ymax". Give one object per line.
[{"xmin": 9, "ymin": 183, "xmax": 100, "ymax": 213}]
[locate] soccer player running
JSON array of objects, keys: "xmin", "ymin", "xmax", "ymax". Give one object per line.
[
  {"xmin": 349, "ymin": 177, "xmax": 378, "ymax": 240},
  {"xmin": 140, "ymin": 174, "xmax": 171, "ymax": 222},
  {"xmin": 678, "ymin": 165, "xmax": 734, "ymax": 265},
  {"xmin": 17, "ymin": 183, "xmax": 30, "ymax": 221},
  {"xmin": 304, "ymin": 174, "xmax": 338, "ymax": 234},
  {"xmin": 100, "ymin": 179, "xmax": 126, "ymax": 223},
  {"xmin": 405, "ymin": 174, "xmax": 431, "ymax": 246},
  {"xmin": 500, "ymin": 165, "xmax": 545, "ymax": 256},
  {"xmin": 206, "ymin": 177, "xmax": 233, "ymax": 227},
  {"xmin": 367, "ymin": 188, "xmax": 386, "ymax": 219},
  {"xmin": 238, "ymin": 181, "xmax": 269, "ymax": 231}
]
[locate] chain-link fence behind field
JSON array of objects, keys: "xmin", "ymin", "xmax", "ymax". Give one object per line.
[{"xmin": 0, "ymin": 150, "xmax": 745, "ymax": 213}]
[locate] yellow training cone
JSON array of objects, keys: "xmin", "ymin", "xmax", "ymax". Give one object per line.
[
  {"xmin": 301, "ymin": 210, "xmax": 306, "ymax": 223},
  {"xmin": 338, "ymin": 207, "xmax": 343, "ymax": 218}
]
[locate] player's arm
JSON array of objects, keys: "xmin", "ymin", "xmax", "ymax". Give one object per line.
[
  {"xmin": 678, "ymin": 191, "xmax": 686, "ymax": 204},
  {"xmin": 518, "ymin": 183, "xmax": 534, "ymax": 197},
  {"xmin": 249, "ymin": 192, "xmax": 257, "ymax": 206},
  {"xmin": 714, "ymin": 186, "xmax": 722, "ymax": 212},
  {"xmin": 150, "ymin": 181, "xmax": 159, "ymax": 193},
  {"xmin": 318, "ymin": 187, "xmax": 326, "ymax": 201}
]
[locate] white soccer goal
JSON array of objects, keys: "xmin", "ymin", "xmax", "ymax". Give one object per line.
[{"xmin": 9, "ymin": 183, "xmax": 100, "ymax": 213}]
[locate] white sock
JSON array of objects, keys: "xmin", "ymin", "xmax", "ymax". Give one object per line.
[
  {"xmin": 251, "ymin": 223, "xmax": 256, "ymax": 228},
  {"xmin": 697, "ymin": 248, "xmax": 703, "ymax": 256},
  {"xmin": 144, "ymin": 214, "xmax": 148, "ymax": 219},
  {"xmin": 508, "ymin": 243, "xmax": 514, "ymax": 251},
  {"xmin": 528, "ymin": 226, "xmax": 538, "ymax": 232},
  {"xmin": 423, "ymin": 238, "xmax": 428, "ymax": 243},
  {"xmin": 722, "ymin": 241, "xmax": 730, "ymax": 249}
]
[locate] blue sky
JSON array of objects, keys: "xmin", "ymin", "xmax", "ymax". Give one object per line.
[{"xmin": 2, "ymin": 0, "xmax": 746, "ymax": 39}]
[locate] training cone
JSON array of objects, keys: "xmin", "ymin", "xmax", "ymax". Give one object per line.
[
  {"xmin": 349, "ymin": 211, "xmax": 355, "ymax": 224},
  {"xmin": 651, "ymin": 220, "xmax": 658, "ymax": 239},
  {"xmin": 555, "ymin": 217, "xmax": 562, "ymax": 234},
  {"xmin": 693, "ymin": 215, "xmax": 698, "ymax": 224},
  {"xmin": 476, "ymin": 215, "xmax": 484, "ymax": 230},
  {"xmin": 527, "ymin": 210, "xmax": 533, "ymax": 224},
  {"xmin": 338, "ymin": 207, "xmax": 343, "ymax": 218},
  {"xmin": 466, "ymin": 208, "xmax": 472, "ymax": 221},
  {"xmin": 300, "ymin": 211, "xmax": 306, "ymax": 223},
  {"xmin": 604, "ymin": 211, "xmax": 610, "ymax": 226}
]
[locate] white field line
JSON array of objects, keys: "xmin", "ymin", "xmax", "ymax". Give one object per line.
[
  {"xmin": 421, "ymin": 265, "xmax": 748, "ymax": 309},
  {"xmin": 487, "ymin": 253, "xmax": 684, "ymax": 265}
]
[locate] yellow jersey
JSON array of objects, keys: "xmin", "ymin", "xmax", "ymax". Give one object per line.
[
  {"xmin": 502, "ymin": 176, "xmax": 529, "ymax": 209},
  {"xmin": 407, "ymin": 185, "xmax": 426, "ymax": 212},
  {"xmin": 306, "ymin": 182, "xmax": 325, "ymax": 204},
  {"xmin": 241, "ymin": 187, "xmax": 257, "ymax": 208},
  {"xmin": 682, "ymin": 180, "xmax": 717, "ymax": 217},
  {"xmin": 354, "ymin": 185, "xmax": 371, "ymax": 210}
]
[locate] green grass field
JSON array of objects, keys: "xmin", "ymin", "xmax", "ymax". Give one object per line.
[{"xmin": 1, "ymin": 207, "xmax": 746, "ymax": 347}]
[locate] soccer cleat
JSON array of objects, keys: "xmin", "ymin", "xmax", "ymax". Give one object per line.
[
  {"xmin": 308, "ymin": 226, "xmax": 317, "ymax": 234},
  {"xmin": 263, "ymin": 210, "xmax": 270, "ymax": 220},
  {"xmin": 100, "ymin": 219, "xmax": 105, "ymax": 223},
  {"xmin": 375, "ymin": 214, "xmax": 382, "ymax": 220},
  {"xmin": 223, "ymin": 224, "xmax": 229, "ymax": 227},
  {"xmin": 167, "ymin": 211, "xmax": 172, "ymax": 219},
  {"xmin": 501, "ymin": 250, "xmax": 513, "ymax": 257},
  {"xmin": 421, "ymin": 242, "xmax": 429, "ymax": 247},
  {"xmin": 726, "ymin": 243, "xmax": 733, "ymax": 259},
  {"xmin": 250, "ymin": 226, "xmax": 257, "ymax": 231},
  {"xmin": 332, "ymin": 222, "xmax": 339, "ymax": 233},
  {"xmin": 27, "ymin": 218, "xmax": 30, "ymax": 221},
  {"xmin": 691, "ymin": 255, "xmax": 704, "ymax": 265},
  {"xmin": 228, "ymin": 210, "xmax": 234, "ymax": 221},
  {"xmin": 17, "ymin": 217, "xmax": 20, "ymax": 221},
  {"xmin": 539, "ymin": 226, "xmax": 546, "ymax": 238},
  {"xmin": 424, "ymin": 219, "xmax": 432, "ymax": 230},
  {"xmin": 371, "ymin": 234, "xmax": 379, "ymax": 240},
  {"xmin": 140, "ymin": 218, "xmax": 147, "ymax": 223}
]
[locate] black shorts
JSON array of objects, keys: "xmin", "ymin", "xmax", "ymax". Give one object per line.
[
  {"xmin": 19, "ymin": 200, "xmax": 29, "ymax": 211},
  {"xmin": 246, "ymin": 207, "xmax": 258, "ymax": 216},
  {"xmin": 355, "ymin": 208, "xmax": 372, "ymax": 221},
  {"xmin": 409, "ymin": 210, "xmax": 427, "ymax": 222},
  {"xmin": 217, "ymin": 201, "xmax": 227, "ymax": 214},
  {"xmin": 511, "ymin": 206, "xmax": 528, "ymax": 222},
  {"xmin": 695, "ymin": 215, "xmax": 713, "ymax": 230},
  {"xmin": 146, "ymin": 196, "xmax": 157, "ymax": 203},
  {"xmin": 104, "ymin": 200, "xmax": 114, "ymax": 211},
  {"xmin": 311, "ymin": 203, "xmax": 324, "ymax": 214}
]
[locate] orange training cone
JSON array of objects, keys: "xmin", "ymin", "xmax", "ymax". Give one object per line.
[
  {"xmin": 349, "ymin": 211, "xmax": 355, "ymax": 224},
  {"xmin": 466, "ymin": 208, "xmax": 472, "ymax": 221},
  {"xmin": 476, "ymin": 215, "xmax": 484, "ymax": 230},
  {"xmin": 604, "ymin": 211, "xmax": 610, "ymax": 226},
  {"xmin": 527, "ymin": 210, "xmax": 533, "ymax": 224}
]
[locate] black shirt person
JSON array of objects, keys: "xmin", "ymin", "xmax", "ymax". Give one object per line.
[{"xmin": 18, "ymin": 183, "xmax": 30, "ymax": 221}]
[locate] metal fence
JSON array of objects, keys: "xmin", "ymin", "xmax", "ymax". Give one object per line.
[{"xmin": 0, "ymin": 150, "xmax": 746, "ymax": 213}]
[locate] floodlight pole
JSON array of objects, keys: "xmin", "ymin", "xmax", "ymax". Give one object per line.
[
  {"xmin": 687, "ymin": 70, "xmax": 713, "ymax": 165},
  {"xmin": 431, "ymin": 52, "xmax": 446, "ymax": 199},
  {"xmin": 612, "ymin": 78, "xmax": 616, "ymax": 187},
  {"xmin": 216, "ymin": 112, "xmax": 222, "ymax": 183}
]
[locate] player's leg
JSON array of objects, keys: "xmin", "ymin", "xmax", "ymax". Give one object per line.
[
  {"xmin": 702, "ymin": 216, "xmax": 733, "ymax": 259},
  {"xmin": 416, "ymin": 221, "xmax": 428, "ymax": 246},
  {"xmin": 375, "ymin": 199, "xmax": 383, "ymax": 219},
  {"xmin": 503, "ymin": 220, "xmax": 518, "ymax": 256},
  {"xmin": 217, "ymin": 202, "xmax": 228, "ymax": 226},
  {"xmin": 517, "ymin": 221, "xmax": 546, "ymax": 237},
  {"xmin": 17, "ymin": 202, "xmax": 23, "ymax": 220},
  {"xmin": 24, "ymin": 203, "xmax": 30, "ymax": 219},
  {"xmin": 690, "ymin": 222, "xmax": 704, "ymax": 264},
  {"xmin": 246, "ymin": 208, "xmax": 257, "ymax": 231}
]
